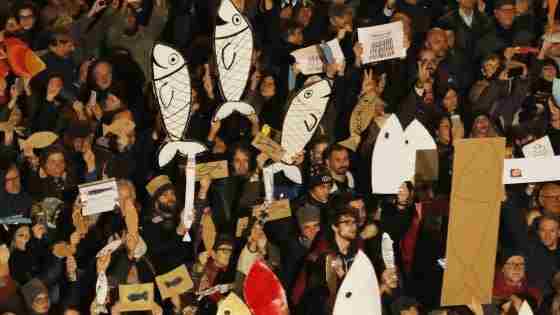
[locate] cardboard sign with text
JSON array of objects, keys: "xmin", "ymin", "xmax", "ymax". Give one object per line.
[
  {"xmin": 252, "ymin": 199, "xmax": 292, "ymax": 221},
  {"xmin": 441, "ymin": 138, "xmax": 505, "ymax": 306},
  {"xmin": 251, "ymin": 133, "xmax": 285, "ymax": 162}
]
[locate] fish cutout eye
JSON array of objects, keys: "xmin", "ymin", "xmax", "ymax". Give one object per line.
[
  {"xmin": 384, "ymin": 132, "xmax": 389, "ymax": 139},
  {"xmin": 304, "ymin": 90, "xmax": 313, "ymax": 99},
  {"xmin": 224, "ymin": 311, "xmax": 231, "ymax": 315},
  {"xmin": 168, "ymin": 53, "xmax": 180, "ymax": 66},
  {"xmin": 345, "ymin": 292, "xmax": 352, "ymax": 298},
  {"xmin": 232, "ymin": 14, "xmax": 242, "ymax": 25},
  {"xmin": 405, "ymin": 139, "xmax": 409, "ymax": 145}
]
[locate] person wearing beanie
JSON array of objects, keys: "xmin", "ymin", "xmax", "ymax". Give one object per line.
[
  {"xmin": 292, "ymin": 205, "xmax": 363, "ymax": 315},
  {"xmin": 141, "ymin": 175, "xmax": 193, "ymax": 274}
]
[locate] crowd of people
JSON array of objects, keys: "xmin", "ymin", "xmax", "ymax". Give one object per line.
[{"xmin": 1, "ymin": 0, "xmax": 560, "ymax": 314}]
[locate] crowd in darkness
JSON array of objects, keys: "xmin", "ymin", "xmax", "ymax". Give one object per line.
[{"xmin": 2, "ymin": 0, "xmax": 560, "ymax": 314}]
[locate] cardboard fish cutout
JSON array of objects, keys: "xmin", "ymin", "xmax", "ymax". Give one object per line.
[
  {"xmin": 213, "ymin": 0, "xmax": 255, "ymax": 121},
  {"xmin": 244, "ymin": 260, "xmax": 289, "ymax": 315},
  {"xmin": 217, "ymin": 293, "xmax": 251, "ymax": 315},
  {"xmin": 281, "ymin": 79, "xmax": 331, "ymax": 163},
  {"xmin": 333, "ymin": 250, "xmax": 381, "ymax": 315},
  {"xmin": 403, "ymin": 119, "xmax": 437, "ymax": 181},
  {"xmin": 151, "ymin": 43, "xmax": 207, "ymax": 241},
  {"xmin": 371, "ymin": 114, "xmax": 408, "ymax": 193}
]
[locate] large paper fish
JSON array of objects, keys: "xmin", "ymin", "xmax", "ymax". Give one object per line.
[
  {"xmin": 333, "ymin": 250, "xmax": 381, "ymax": 315},
  {"xmin": 152, "ymin": 43, "xmax": 206, "ymax": 167},
  {"xmin": 262, "ymin": 79, "xmax": 331, "ymax": 201},
  {"xmin": 281, "ymin": 79, "xmax": 331, "ymax": 163},
  {"xmin": 213, "ymin": 0, "xmax": 256, "ymax": 121},
  {"xmin": 244, "ymin": 260, "xmax": 290, "ymax": 315},
  {"xmin": 151, "ymin": 43, "xmax": 206, "ymax": 242},
  {"xmin": 371, "ymin": 114, "xmax": 408, "ymax": 194}
]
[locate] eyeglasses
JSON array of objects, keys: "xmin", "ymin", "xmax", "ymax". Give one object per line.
[
  {"xmin": 19, "ymin": 14, "xmax": 34, "ymax": 20},
  {"xmin": 337, "ymin": 219, "xmax": 357, "ymax": 226},
  {"xmin": 504, "ymin": 262, "xmax": 525, "ymax": 269},
  {"xmin": 216, "ymin": 247, "xmax": 233, "ymax": 253},
  {"xmin": 542, "ymin": 195, "xmax": 560, "ymax": 201}
]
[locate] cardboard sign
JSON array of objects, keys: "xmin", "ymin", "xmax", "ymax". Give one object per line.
[
  {"xmin": 236, "ymin": 217, "xmax": 249, "ymax": 237},
  {"xmin": 441, "ymin": 138, "xmax": 505, "ymax": 306},
  {"xmin": 119, "ymin": 283, "xmax": 154, "ymax": 312},
  {"xmin": 155, "ymin": 265, "xmax": 193, "ymax": 300},
  {"xmin": 79, "ymin": 178, "xmax": 119, "ymax": 216},
  {"xmin": 291, "ymin": 45, "xmax": 325, "ymax": 75},
  {"xmin": 357, "ymin": 21, "xmax": 406, "ymax": 64},
  {"xmin": 503, "ymin": 156, "xmax": 560, "ymax": 184},
  {"xmin": 196, "ymin": 160, "xmax": 229, "ymax": 181},
  {"xmin": 252, "ymin": 199, "xmax": 292, "ymax": 222},
  {"xmin": 252, "ymin": 133, "xmax": 285, "ymax": 162},
  {"xmin": 415, "ymin": 149, "xmax": 439, "ymax": 181}
]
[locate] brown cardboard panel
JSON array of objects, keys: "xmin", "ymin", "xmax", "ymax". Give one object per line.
[
  {"xmin": 441, "ymin": 138, "xmax": 505, "ymax": 306},
  {"xmin": 196, "ymin": 160, "xmax": 229, "ymax": 181},
  {"xmin": 119, "ymin": 283, "xmax": 154, "ymax": 312},
  {"xmin": 251, "ymin": 133, "xmax": 285, "ymax": 162},
  {"xmin": 415, "ymin": 149, "xmax": 439, "ymax": 181},
  {"xmin": 155, "ymin": 265, "xmax": 193, "ymax": 300},
  {"xmin": 201, "ymin": 213, "xmax": 217, "ymax": 251},
  {"xmin": 266, "ymin": 199, "xmax": 292, "ymax": 221}
]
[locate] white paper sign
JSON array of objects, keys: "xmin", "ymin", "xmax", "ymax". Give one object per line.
[
  {"xmin": 291, "ymin": 45, "xmax": 324, "ymax": 75},
  {"xmin": 79, "ymin": 178, "xmax": 119, "ymax": 216},
  {"xmin": 522, "ymin": 136, "xmax": 554, "ymax": 158},
  {"xmin": 357, "ymin": 21, "xmax": 406, "ymax": 64},
  {"xmin": 503, "ymin": 156, "xmax": 560, "ymax": 184},
  {"xmin": 325, "ymin": 39, "xmax": 345, "ymax": 64}
]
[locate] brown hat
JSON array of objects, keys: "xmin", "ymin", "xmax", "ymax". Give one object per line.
[{"xmin": 145, "ymin": 175, "xmax": 173, "ymax": 197}]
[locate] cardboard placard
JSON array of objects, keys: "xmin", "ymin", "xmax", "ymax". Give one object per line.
[
  {"xmin": 415, "ymin": 149, "xmax": 439, "ymax": 181},
  {"xmin": 119, "ymin": 283, "xmax": 154, "ymax": 312},
  {"xmin": 196, "ymin": 160, "xmax": 229, "ymax": 181},
  {"xmin": 236, "ymin": 217, "xmax": 249, "ymax": 237},
  {"xmin": 441, "ymin": 138, "xmax": 505, "ymax": 306},
  {"xmin": 155, "ymin": 265, "xmax": 193, "ymax": 300},
  {"xmin": 251, "ymin": 133, "xmax": 285, "ymax": 162},
  {"xmin": 217, "ymin": 293, "xmax": 251, "ymax": 315},
  {"xmin": 252, "ymin": 199, "xmax": 292, "ymax": 222},
  {"xmin": 201, "ymin": 213, "xmax": 217, "ymax": 251}
]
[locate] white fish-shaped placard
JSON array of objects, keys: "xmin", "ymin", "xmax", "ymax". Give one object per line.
[
  {"xmin": 403, "ymin": 119, "xmax": 437, "ymax": 181},
  {"xmin": 333, "ymin": 250, "xmax": 381, "ymax": 315},
  {"xmin": 151, "ymin": 43, "xmax": 207, "ymax": 167},
  {"xmin": 281, "ymin": 79, "xmax": 331, "ymax": 164},
  {"xmin": 152, "ymin": 43, "xmax": 207, "ymax": 242},
  {"xmin": 213, "ymin": 0, "xmax": 255, "ymax": 121},
  {"xmin": 371, "ymin": 114, "xmax": 408, "ymax": 194}
]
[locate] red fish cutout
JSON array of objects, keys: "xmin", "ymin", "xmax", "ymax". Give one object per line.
[
  {"xmin": 244, "ymin": 260, "xmax": 290, "ymax": 315},
  {"xmin": 4, "ymin": 37, "xmax": 46, "ymax": 78}
]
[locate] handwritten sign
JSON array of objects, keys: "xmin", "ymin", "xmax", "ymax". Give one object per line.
[
  {"xmin": 155, "ymin": 265, "xmax": 193, "ymax": 300},
  {"xmin": 522, "ymin": 136, "xmax": 554, "ymax": 158},
  {"xmin": 357, "ymin": 21, "xmax": 406, "ymax": 64},
  {"xmin": 119, "ymin": 283, "xmax": 154, "ymax": 312},
  {"xmin": 251, "ymin": 133, "xmax": 285, "ymax": 162}
]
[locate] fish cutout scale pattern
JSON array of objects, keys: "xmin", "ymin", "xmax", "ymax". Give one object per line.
[
  {"xmin": 153, "ymin": 66, "xmax": 191, "ymax": 140},
  {"xmin": 215, "ymin": 29, "xmax": 253, "ymax": 102}
]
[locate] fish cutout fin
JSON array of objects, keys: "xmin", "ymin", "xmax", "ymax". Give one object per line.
[
  {"xmin": 213, "ymin": 101, "xmax": 256, "ymax": 121},
  {"xmin": 157, "ymin": 141, "xmax": 207, "ymax": 168}
]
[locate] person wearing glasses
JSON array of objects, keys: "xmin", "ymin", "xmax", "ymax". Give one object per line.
[
  {"xmin": 493, "ymin": 249, "xmax": 541, "ymax": 310},
  {"xmin": 291, "ymin": 206, "xmax": 362, "ymax": 315}
]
